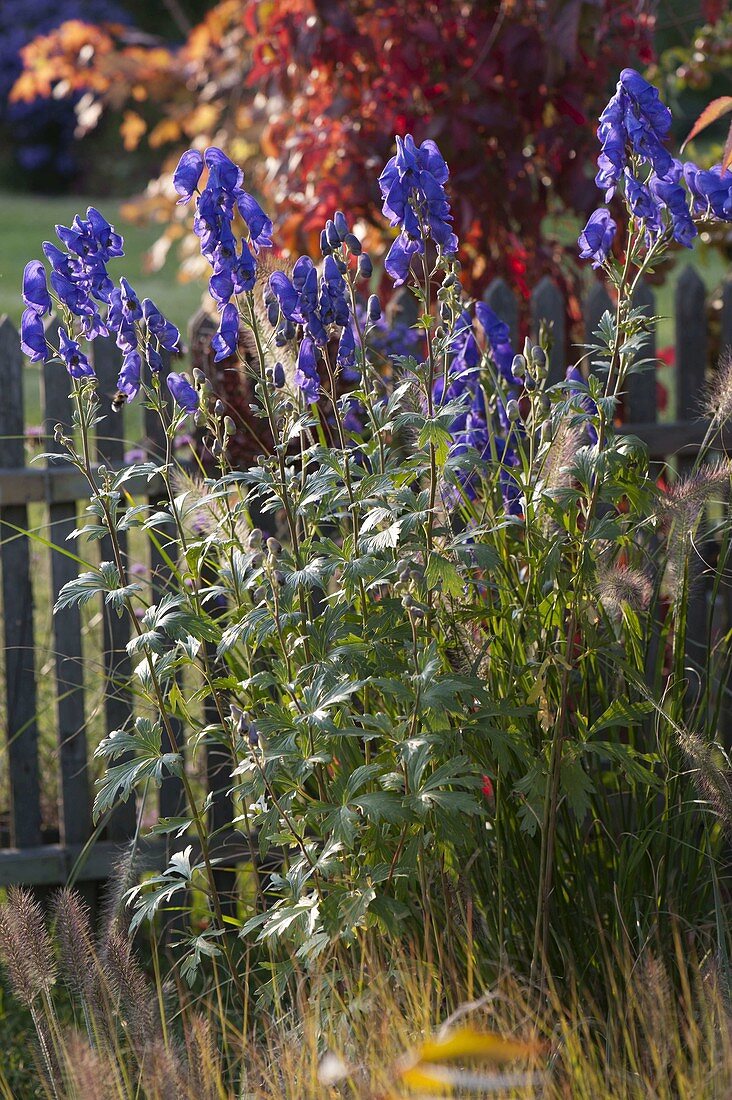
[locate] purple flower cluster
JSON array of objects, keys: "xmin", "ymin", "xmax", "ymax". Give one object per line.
[
  {"xmin": 266, "ymin": 214, "xmax": 363, "ymax": 403},
  {"xmin": 684, "ymin": 163, "xmax": 732, "ymax": 222},
  {"xmin": 174, "ymin": 146, "xmax": 272, "ymax": 362},
  {"xmin": 378, "ymin": 135, "xmax": 458, "ymax": 286},
  {"xmin": 578, "ymin": 68, "xmax": 714, "ymax": 266},
  {"xmin": 435, "ymin": 303, "xmax": 522, "ymax": 514},
  {"xmin": 20, "ymin": 205, "xmax": 185, "ymax": 408}
]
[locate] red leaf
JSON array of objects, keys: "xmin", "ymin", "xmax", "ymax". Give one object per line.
[{"xmin": 681, "ymin": 96, "xmax": 732, "ymax": 152}]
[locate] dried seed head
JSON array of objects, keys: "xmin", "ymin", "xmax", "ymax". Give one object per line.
[
  {"xmin": 596, "ymin": 564, "xmax": 652, "ymax": 617},
  {"xmin": 658, "ymin": 458, "xmax": 732, "ymax": 531},
  {"xmin": 541, "ymin": 422, "xmax": 584, "ymax": 494},
  {"xmin": 0, "ymin": 887, "xmax": 56, "ymax": 1005},
  {"xmin": 102, "ymin": 921, "xmax": 157, "ymax": 1054},
  {"xmin": 61, "ymin": 1032, "xmax": 119, "ymax": 1100},
  {"xmin": 703, "ymin": 349, "xmax": 732, "ymax": 428},
  {"xmin": 53, "ymin": 888, "xmax": 96, "ymax": 999}
]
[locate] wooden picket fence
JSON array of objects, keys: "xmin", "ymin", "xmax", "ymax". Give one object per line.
[{"xmin": 0, "ymin": 265, "xmax": 730, "ymax": 900}]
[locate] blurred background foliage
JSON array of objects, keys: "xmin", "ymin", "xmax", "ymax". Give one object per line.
[{"xmin": 1, "ymin": 1, "xmax": 731, "ymax": 333}]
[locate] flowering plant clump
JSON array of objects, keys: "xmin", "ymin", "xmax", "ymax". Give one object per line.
[{"xmin": 28, "ymin": 68, "xmax": 732, "ymax": 1007}]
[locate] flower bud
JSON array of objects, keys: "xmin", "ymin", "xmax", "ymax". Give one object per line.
[
  {"xmin": 524, "ymin": 374, "xmax": 536, "ymax": 392},
  {"xmin": 248, "ymin": 721, "xmax": 260, "ymax": 748},
  {"xmin": 334, "ymin": 210, "xmax": 348, "ymax": 238},
  {"xmin": 273, "ymin": 362, "xmax": 285, "ymax": 388},
  {"xmin": 344, "ymin": 232, "xmax": 362, "ymax": 255},
  {"xmin": 248, "ymin": 528, "xmax": 263, "ymax": 549},
  {"xmin": 357, "ymin": 254, "xmax": 373, "ymax": 279},
  {"xmin": 192, "ymin": 367, "xmax": 206, "ymax": 387},
  {"xmin": 214, "ymin": 398, "xmax": 225, "ymax": 416},
  {"xmin": 250, "ymin": 551, "xmax": 264, "ymax": 568},
  {"xmin": 319, "ymin": 229, "xmax": 332, "ymax": 256},
  {"xmin": 211, "ymin": 438, "xmax": 224, "ymax": 457},
  {"xmin": 275, "ymin": 328, "xmax": 288, "ymax": 347},
  {"xmin": 325, "ymin": 220, "xmax": 341, "ymax": 249},
  {"xmin": 367, "ymin": 294, "xmax": 381, "ymax": 322},
  {"xmin": 267, "ymin": 301, "xmax": 280, "ymax": 326},
  {"xmin": 224, "ymin": 416, "xmax": 236, "ymax": 436},
  {"xmin": 531, "ymin": 346, "xmax": 547, "ymax": 370},
  {"xmin": 506, "ymin": 399, "xmax": 521, "ymax": 422},
  {"xmin": 440, "ymin": 302, "xmax": 452, "ymax": 322},
  {"xmin": 511, "ymin": 354, "xmax": 526, "ymax": 379},
  {"xmin": 334, "ymin": 256, "xmax": 347, "ymax": 274},
  {"xmin": 267, "ymin": 536, "xmax": 282, "ymax": 557},
  {"xmin": 273, "ymin": 569, "xmax": 285, "ymax": 586}
]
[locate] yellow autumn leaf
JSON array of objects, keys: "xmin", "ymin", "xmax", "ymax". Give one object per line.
[
  {"xmin": 407, "ymin": 1026, "xmax": 537, "ymax": 1067},
  {"xmin": 120, "ymin": 110, "xmax": 147, "ymax": 151}
]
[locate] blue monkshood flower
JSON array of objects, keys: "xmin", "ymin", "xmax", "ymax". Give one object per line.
[
  {"xmin": 119, "ymin": 278, "xmax": 142, "ymax": 322},
  {"xmin": 684, "ymin": 163, "xmax": 732, "ymax": 222},
  {"xmin": 175, "ymin": 146, "xmax": 273, "ymax": 335},
  {"xmin": 85, "ymin": 207, "xmax": 124, "ymax": 260},
  {"xmin": 578, "ymin": 209, "xmax": 616, "ymax": 267},
  {"xmin": 117, "ymin": 349, "xmax": 142, "ymax": 400},
  {"xmin": 50, "ymin": 269, "xmax": 94, "ymax": 317},
  {"xmin": 269, "ymin": 271, "xmax": 300, "ymax": 321},
  {"xmin": 379, "ymin": 134, "xmax": 458, "ymax": 286},
  {"xmin": 146, "ymin": 345, "xmax": 163, "ymax": 373},
  {"xmin": 236, "ymin": 191, "xmax": 273, "ymax": 251},
  {"xmin": 211, "ymin": 303, "xmax": 239, "ymax": 362},
  {"xmin": 294, "ymin": 337, "xmax": 321, "ymax": 404},
  {"xmin": 595, "ymin": 69, "xmax": 672, "ymax": 198},
  {"xmin": 142, "ymin": 299, "xmax": 180, "ymax": 351},
  {"xmin": 648, "ymin": 165, "xmax": 697, "ymax": 247},
  {"xmin": 204, "ymin": 147, "xmax": 243, "ymax": 192},
  {"xmin": 107, "ymin": 288, "xmax": 137, "ymax": 353},
  {"xmin": 475, "ymin": 302, "xmax": 517, "ymax": 383},
  {"xmin": 58, "ymin": 327, "xmax": 94, "ymax": 379},
  {"xmin": 623, "ymin": 169, "xmax": 659, "ymax": 224},
  {"xmin": 384, "ymin": 234, "xmax": 423, "ymax": 287},
  {"xmin": 20, "ymin": 308, "xmax": 49, "ymax": 362},
  {"xmin": 273, "ymin": 362, "xmax": 286, "ymax": 387},
  {"xmin": 167, "ymin": 372, "xmax": 199, "ymax": 414},
  {"xmin": 22, "ymin": 261, "xmax": 51, "ymax": 316},
  {"xmin": 173, "ymin": 149, "xmax": 204, "ymax": 204},
  {"xmin": 337, "ymin": 323, "xmax": 357, "ymax": 371},
  {"xmin": 42, "ymin": 241, "xmax": 77, "ymax": 280},
  {"xmin": 210, "ymin": 240, "xmax": 257, "ymax": 304}
]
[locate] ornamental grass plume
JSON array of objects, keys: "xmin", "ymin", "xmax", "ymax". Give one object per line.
[
  {"xmin": 703, "ymin": 349, "xmax": 732, "ymax": 430},
  {"xmin": 0, "ymin": 886, "xmax": 56, "ymax": 1007},
  {"xmin": 596, "ymin": 563, "xmax": 653, "ymax": 617}
]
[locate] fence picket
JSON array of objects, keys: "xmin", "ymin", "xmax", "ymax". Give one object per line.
[
  {"xmin": 531, "ymin": 276, "xmax": 565, "ymax": 384},
  {"xmin": 0, "ymin": 316, "xmax": 41, "ymax": 848},
  {"xmin": 42, "ymin": 352, "xmax": 90, "ymax": 848},
  {"xmin": 484, "ymin": 278, "xmax": 519, "ymax": 347},
  {"xmin": 93, "ymin": 337, "xmax": 136, "ymax": 841},
  {"xmin": 628, "ymin": 281, "xmax": 657, "ymax": 423},
  {"xmin": 143, "ymin": 354, "xmax": 186, "ymax": 827}
]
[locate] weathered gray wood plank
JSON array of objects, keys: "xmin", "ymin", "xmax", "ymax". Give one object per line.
[
  {"xmin": 484, "ymin": 278, "xmax": 519, "ymax": 347},
  {"xmin": 0, "ymin": 316, "xmax": 41, "ymax": 848},
  {"xmin": 144, "ymin": 351, "xmax": 186, "ymax": 826},
  {"xmin": 43, "ymin": 355, "xmax": 90, "ymax": 847},
  {"xmin": 676, "ymin": 266, "xmax": 707, "ymax": 423},
  {"xmin": 93, "ymin": 337, "xmax": 136, "ymax": 841},
  {"xmin": 531, "ymin": 276, "xmax": 565, "ymax": 384}
]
